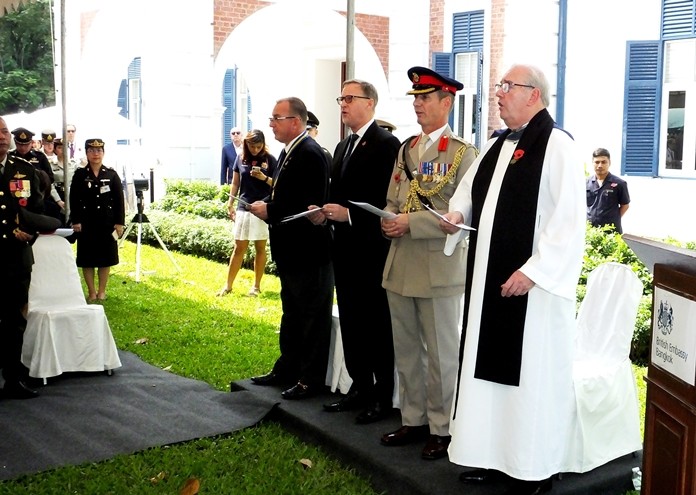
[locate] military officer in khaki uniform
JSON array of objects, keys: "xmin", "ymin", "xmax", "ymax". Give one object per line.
[{"xmin": 380, "ymin": 67, "xmax": 478, "ymax": 461}]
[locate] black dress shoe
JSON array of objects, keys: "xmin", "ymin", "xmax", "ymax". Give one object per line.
[
  {"xmin": 502, "ymin": 477, "xmax": 552, "ymax": 495},
  {"xmin": 281, "ymin": 382, "xmax": 319, "ymax": 400},
  {"xmin": 380, "ymin": 425, "xmax": 429, "ymax": 446},
  {"xmin": 421, "ymin": 434, "xmax": 451, "ymax": 460},
  {"xmin": 323, "ymin": 390, "xmax": 364, "ymax": 412},
  {"xmin": 355, "ymin": 401, "xmax": 393, "ymax": 424},
  {"xmin": 251, "ymin": 371, "xmax": 286, "ymax": 386},
  {"xmin": 459, "ymin": 468, "xmax": 494, "ymax": 484},
  {"xmin": 2, "ymin": 381, "xmax": 39, "ymax": 400}
]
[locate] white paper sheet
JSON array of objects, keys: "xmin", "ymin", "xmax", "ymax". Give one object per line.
[
  {"xmin": 424, "ymin": 204, "xmax": 475, "ymax": 231},
  {"xmin": 348, "ymin": 200, "xmax": 398, "ymax": 220},
  {"xmin": 280, "ymin": 207, "xmax": 323, "ymax": 223}
]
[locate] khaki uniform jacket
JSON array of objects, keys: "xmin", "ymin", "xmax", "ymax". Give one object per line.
[{"xmin": 382, "ymin": 126, "xmax": 477, "ymax": 298}]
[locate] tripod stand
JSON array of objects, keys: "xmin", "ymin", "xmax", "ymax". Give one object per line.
[{"xmin": 119, "ymin": 189, "xmax": 180, "ymax": 282}]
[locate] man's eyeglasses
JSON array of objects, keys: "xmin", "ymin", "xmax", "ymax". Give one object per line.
[
  {"xmin": 336, "ymin": 95, "xmax": 371, "ymax": 105},
  {"xmin": 494, "ymin": 81, "xmax": 535, "ymax": 93},
  {"xmin": 231, "ymin": 131, "xmax": 241, "ymax": 135},
  {"xmin": 268, "ymin": 115, "xmax": 298, "ymax": 122},
  {"xmin": 66, "ymin": 129, "xmax": 76, "ymax": 133}
]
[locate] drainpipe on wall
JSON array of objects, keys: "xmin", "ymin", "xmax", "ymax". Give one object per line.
[
  {"xmin": 346, "ymin": 0, "xmax": 355, "ymax": 80},
  {"xmin": 556, "ymin": 0, "xmax": 568, "ymax": 127}
]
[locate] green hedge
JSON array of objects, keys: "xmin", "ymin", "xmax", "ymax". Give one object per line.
[
  {"xmin": 136, "ymin": 180, "xmax": 696, "ymax": 365},
  {"xmin": 129, "ymin": 179, "xmax": 275, "ymax": 273}
]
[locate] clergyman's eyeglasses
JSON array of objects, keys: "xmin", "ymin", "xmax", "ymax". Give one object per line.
[{"xmin": 494, "ymin": 81, "xmax": 535, "ymax": 93}]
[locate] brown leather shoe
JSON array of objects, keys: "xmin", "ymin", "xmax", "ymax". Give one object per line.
[
  {"xmin": 421, "ymin": 434, "xmax": 451, "ymax": 460},
  {"xmin": 380, "ymin": 425, "xmax": 429, "ymax": 446}
]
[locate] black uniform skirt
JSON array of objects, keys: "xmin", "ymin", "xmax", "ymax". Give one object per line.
[{"xmin": 75, "ymin": 222, "xmax": 119, "ymax": 268}]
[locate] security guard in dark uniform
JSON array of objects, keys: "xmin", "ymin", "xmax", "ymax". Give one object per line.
[{"xmin": 0, "ymin": 117, "xmax": 47, "ymax": 399}]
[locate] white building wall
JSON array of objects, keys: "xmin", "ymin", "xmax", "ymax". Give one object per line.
[{"xmin": 563, "ymin": 0, "xmax": 696, "ymax": 241}]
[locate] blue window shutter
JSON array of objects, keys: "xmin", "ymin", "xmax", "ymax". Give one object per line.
[
  {"xmin": 117, "ymin": 79, "xmax": 128, "ymax": 118},
  {"xmin": 222, "ymin": 68, "xmax": 237, "ymax": 145},
  {"xmin": 432, "ymin": 53, "xmax": 454, "ymax": 128},
  {"xmin": 247, "ymin": 92, "xmax": 252, "ymax": 131},
  {"xmin": 453, "ymin": 11, "xmax": 484, "ymax": 51},
  {"xmin": 432, "ymin": 52, "xmax": 453, "ymax": 78},
  {"xmin": 622, "ymin": 41, "xmax": 662, "ymax": 176},
  {"xmin": 662, "ymin": 0, "xmax": 696, "ymax": 39},
  {"xmin": 128, "ymin": 57, "xmax": 141, "ymax": 79}
]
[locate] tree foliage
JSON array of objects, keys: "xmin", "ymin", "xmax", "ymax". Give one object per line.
[{"xmin": 0, "ymin": 0, "xmax": 55, "ymax": 113}]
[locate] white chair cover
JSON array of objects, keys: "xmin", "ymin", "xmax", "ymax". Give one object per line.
[
  {"xmin": 21, "ymin": 234, "xmax": 121, "ymax": 380},
  {"xmin": 324, "ymin": 304, "xmax": 400, "ymax": 407},
  {"xmin": 571, "ymin": 262, "xmax": 643, "ymax": 471},
  {"xmin": 325, "ymin": 305, "xmax": 353, "ymax": 394}
]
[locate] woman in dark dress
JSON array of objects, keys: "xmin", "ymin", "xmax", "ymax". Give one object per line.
[{"xmin": 69, "ymin": 139, "xmax": 125, "ymax": 301}]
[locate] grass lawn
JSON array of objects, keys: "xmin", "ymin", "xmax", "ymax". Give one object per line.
[{"xmin": 0, "ymin": 241, "xmax": 646, "ymax": 494}]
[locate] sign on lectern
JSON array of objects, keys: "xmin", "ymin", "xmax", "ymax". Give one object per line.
[{"xmin": 623, "ymin": 233, "xmax": 696, "ymax": 495}]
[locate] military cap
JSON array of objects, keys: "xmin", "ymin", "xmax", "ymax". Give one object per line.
[
  {"xmin": 12, "ymin": 127, "xmax": 34, "ymax": 144},
  {"xmin": 54, "ymin": 138, "xmax": 63, "ymax": 146},
  {"xmin": 306, "ymin": 111, "xmax": 320, "ymax": 129},
  {"xmin": 375, "ymin": 118, "xmax": 397, "ymax": 133},
  {"xmin": 406, "ymin": 66, "xmax": 464, "ymax": 96},
  {"xmin": 19, "ymin": 208, "xmax": 62, "ymax": 234},
  {"xmin": 85, "ymin": 138, "xmax": 105, "ymax": 150},
  {"xmin": 42, "ymin": 130, "xmax": 57, "ymax": 142}
]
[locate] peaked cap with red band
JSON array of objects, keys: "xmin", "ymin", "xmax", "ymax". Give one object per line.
[{"xmin": 406, "ymin": 66, "xmax": 464, "ymax": 95}]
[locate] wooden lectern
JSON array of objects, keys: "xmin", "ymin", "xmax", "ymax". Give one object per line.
[{"xmin": 624, "ymin": 234, "xmax": 696, "ymax": 495}]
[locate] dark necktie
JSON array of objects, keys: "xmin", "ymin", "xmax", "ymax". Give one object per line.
[
  {"xmin": 341, "ymin": 134, "xmax": 359, "ymax": 175},
  {"xmin": 273, "ymin": 149, "xmax": 287, "ymax": 182},
  {"xmin": 69, "ymin": 143, "xmax": 75, "ymax": 159}
]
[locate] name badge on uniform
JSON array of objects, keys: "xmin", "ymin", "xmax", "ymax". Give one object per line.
[
  {"xmin": 100, "ymin": 185, "xmax": 111, "ymax": 193},
  {"xmin": 9, "ymin": 180, "xmax": 31, "ymax": 198}
]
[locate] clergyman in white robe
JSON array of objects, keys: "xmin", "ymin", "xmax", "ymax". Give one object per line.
[{"xmin": 444, "ymin": 121, "xmax": 586, "ymax": 481}]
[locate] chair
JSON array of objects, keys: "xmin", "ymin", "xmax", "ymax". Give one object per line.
[
  {"xmin": 571, "ymin": 262, "xmax": 644, "ymax": 471},
  {"xmin": 21, "ymin": 234, "xmax": 121, "ymax": 383}
]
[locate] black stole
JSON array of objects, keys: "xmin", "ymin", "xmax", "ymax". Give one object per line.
[{"xmin": 454, "ymin": 109, "xmax": 555, "ymax": 415}]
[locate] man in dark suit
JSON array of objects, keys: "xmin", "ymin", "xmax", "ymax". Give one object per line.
[
  {"xmin": 220, "ymin": 127, "xmax": 243, "ymax": 185},
  {"xmin": 0, "ymin": 116, "xmax": 46, "ymax": 400},
  {"xmin": 248, "ymin": 97, "xmax": 333, "ymax": 400},
  {"xmin": 309, "ymin": 80, "xmax": 400, "ymax": 424}
]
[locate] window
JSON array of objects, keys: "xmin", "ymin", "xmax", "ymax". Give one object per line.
[
  {"xmin": 660, "ymin": 39, "xmax": 696, "ymax": 177},
  {"xmin": 454, "ymin": 52, "xmax": 479, "ymax": 145}
]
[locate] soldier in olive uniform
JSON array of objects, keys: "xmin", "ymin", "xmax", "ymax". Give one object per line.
[
  {"xmin": 380, "ymin": 67, "xmax": 478, "ymax": 461},
  {"xmin": 69, "ymin": 139, "xmax": 125, "ymax": 302},
  {"xmin": 0, "ymin": 117, "xmax": 45, "ymax": 399}
]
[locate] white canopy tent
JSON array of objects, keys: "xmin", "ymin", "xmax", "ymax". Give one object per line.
[{"xmin": 0, "ymin": 0, "xmax": 31, "ymax": 13}]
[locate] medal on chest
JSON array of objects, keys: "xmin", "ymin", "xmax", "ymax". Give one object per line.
[{"xmin": 9, "ymin": 179, "xmax": 31, "ymax": 198}]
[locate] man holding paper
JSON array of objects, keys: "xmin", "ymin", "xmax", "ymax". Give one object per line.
[
  {"xmin": 308, "ymin": 79, "xmax": 400, "ymax": 424},
  {"xmin": 248, "ymin": 97, "xmax": 333, "ymax": 401},
  {"xmin": 379, "ymin": 67, "xmax": 477, "ymax": 461},
  {"xmin": 440, "ymin": 64, "xmax": 585, "ymax": 494}
]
